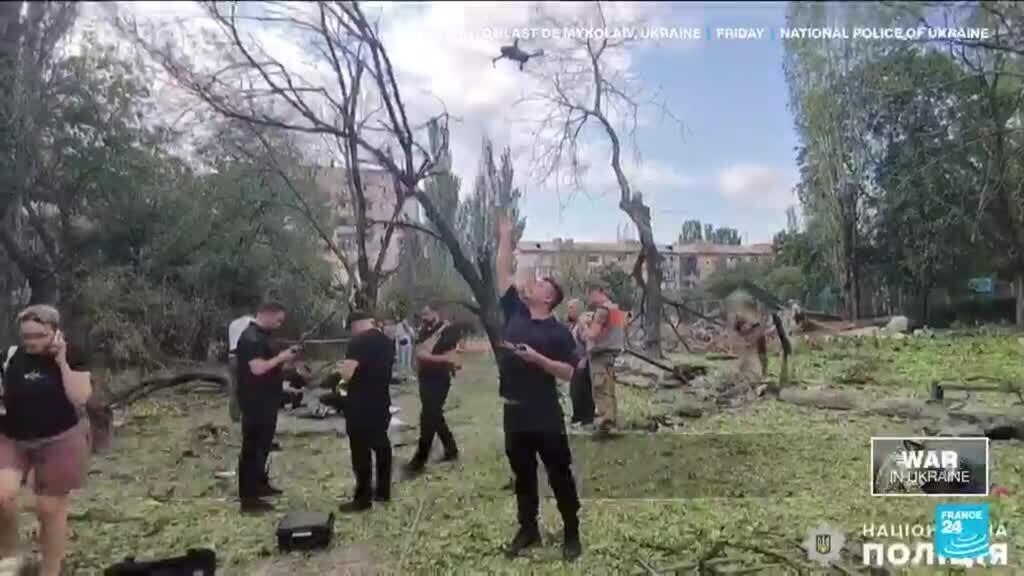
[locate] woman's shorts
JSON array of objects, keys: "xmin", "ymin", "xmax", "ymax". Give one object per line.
[{"xmin": 0, "ymin": 422, "xmax": 89, "ymax": 496}]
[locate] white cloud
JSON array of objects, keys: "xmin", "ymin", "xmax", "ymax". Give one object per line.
[
  {"xmin": 376, "ymin": 1, "xmax": 692, "ymax": 205},
  {"xmin": 74, "ymin": 1, "xmax": 704, "ymax": 240},
  {"xmin": 717, "ymin": 163, "xmax": 795, "ymax": 209}
]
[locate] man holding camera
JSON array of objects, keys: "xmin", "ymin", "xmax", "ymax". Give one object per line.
[{"xmin": 235, "ymin": 301, "xmax": 299, "ymax": 514}]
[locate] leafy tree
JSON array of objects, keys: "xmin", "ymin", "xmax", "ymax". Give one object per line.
[
  {"xmin": 786, "ymin": 206, "xmax": 799, "ymax": 233},
  {"xmin": 679, "ymin": 220, "xmax": 703, "ymax": 242},
  {"xmin": 710, "ymin": 227, "xmax": 741, "ymax": 246},
  {"xmin": 866, "ymin": 49, "xmax": 978, "ymax": 320},
  {"xmin": 457, "ymin": 137, "xmax": 526, "ymax": 267},
  {"xmin": 383, "ymin": 118, "xmax": 468, "ymax": 318},
  {"xmin": 589, "ymin": 264, "xmax": 634, "ymax": 312}
]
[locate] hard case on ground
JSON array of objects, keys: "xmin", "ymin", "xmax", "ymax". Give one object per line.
[{"xmin": 276, "ymin": 510, "xmax": 335, "ymax": 552}]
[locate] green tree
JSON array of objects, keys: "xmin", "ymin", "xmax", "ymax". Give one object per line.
[
  {"xmin": 784, "ymin": 2, "xmax": 904, "ymax": 319},
  {"xmin": 457, "ymin": 137, "xmax": 526, "ymax": 274},
  {"xmin": 866, "ymin": 49, "xmax": 978, "ymax": 320},
  {"xmin": 679, "ymin": 220, "xmax": 703, "ymax": 242},
  {"xmin": 589, "ymin": 264, "xmax": 634, "ymax": 312},
  {"xmin": 710, "ymin": 227, "xmax": 741, "ymax": 246}
]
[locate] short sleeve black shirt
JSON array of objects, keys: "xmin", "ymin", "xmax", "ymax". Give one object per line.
[
  {"xmin": 498, "ymin": 287, "xmax": 578, "ymax": 430},
  {"xmin": 1, "ymin": 346, "xmax": 87, "ymax": 440},
  {"xmin": 344, "ymin": 329, "xmax": 394, "ymax": 425},
  {"xmin": 235, "ymin": 322, "xmax": 283, "ymax": 412},
  {"xmin": 415, "ymin": 322, "xmax": 461, "ymax": 382}
]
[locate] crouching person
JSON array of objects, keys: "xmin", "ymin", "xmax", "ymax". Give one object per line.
[{"xmin": 0, "ymin": 305, "xmax": 92, "ymax": 576}]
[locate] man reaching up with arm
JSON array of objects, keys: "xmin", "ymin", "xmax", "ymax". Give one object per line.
[{"xmin": 495, "ymin": 215, "xmax": 583, "ymax": 562}]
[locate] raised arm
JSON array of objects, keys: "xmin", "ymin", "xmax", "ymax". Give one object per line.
[
  {"xmin": 496, "ymin": 214, "xmax": 515, "ymax": 295},
  {"xmin": 585, "ymin": 306, "xmax": 609, "ymax": 343},
  {"xmin": 54, "ymin": 334, "xmax": 91, "ymax": 406},
  {"xmin": 416, "ymin": 325, "xmax": 462, "ymax": 367}
]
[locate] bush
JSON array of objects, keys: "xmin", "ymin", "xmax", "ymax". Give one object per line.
[{"xmin": 927, "ymin": 297, "xmax": 1016, "ymax": 328}]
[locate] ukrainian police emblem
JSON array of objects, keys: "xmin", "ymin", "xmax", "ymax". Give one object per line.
[{"xmin": 804, "ymin": 523, "xmax": 845, "ymax": 566}]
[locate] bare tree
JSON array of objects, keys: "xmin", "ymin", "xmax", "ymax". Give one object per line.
[
  {"xmin": 118, "ymin": 1, "xmax": 424, "ymax": 311},
  {"xmin": 523, "ymin": 5, "xmax": 682, "ymax": 356},
  {"xmin": 119, "ymin": 2, "xmax": 508, "ymax": 343}
]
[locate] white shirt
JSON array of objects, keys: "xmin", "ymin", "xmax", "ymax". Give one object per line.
[
  {"xmin": 396, "ymin": 322, "xmax": 412, "ymax": 346},
  {"xmin": 228, "ymin": 315, "xmax": 255, "ymax": 353}
]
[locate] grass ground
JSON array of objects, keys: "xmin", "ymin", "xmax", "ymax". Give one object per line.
[{"xmin": 41, "ymin": 335, "xmax": 1024, "ymax": 574}]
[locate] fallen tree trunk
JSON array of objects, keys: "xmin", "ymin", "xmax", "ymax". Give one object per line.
[
  {"xmin": 108, "ymin": 372, "xmax": 228, "ymax": 409},
  {"xmin": 86, "ymin": 370, "xmax": 229, "ymax": 454}
]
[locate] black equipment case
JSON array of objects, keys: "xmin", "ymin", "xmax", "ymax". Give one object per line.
[
  {"xmin": 104, "ymin": 548, "xmax": 216, "ymax": 575},
  {"xmin": 276, "ymin": 510, "xmax": 335, "ymax": 552}
]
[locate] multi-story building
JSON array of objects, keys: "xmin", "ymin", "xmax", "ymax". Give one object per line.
[
  {"xmin": 514, "ymin": 238, "xmax": 774, "ymax": 291},
  {"xmin": 313, "ymin": 165, "xmax": 419, "ymax": 284}
]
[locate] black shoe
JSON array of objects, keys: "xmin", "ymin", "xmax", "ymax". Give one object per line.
[
  {"xmin": 504, "ymin": 526, "xmax": 541, "ymax": 558},
  {"xmin": 270, "ymin": 442, "xmax": 282, "ymax": 452},
  {"xmin": 374, "ymin": 493, "xmax": 391, "ymax": 503},
  {"xmin": 256, "ymin": 485, "xmax": 283, "ymax": 498},
  {"xmin": 240, "ymin": 498, "xmax": 274, "ymax": 514},
  {"xmin": 563, "ymin": 529, "xmax": 582, "ymax": 562},
  {"xmin": 439, "ymin": 450, "xmax": 459, "ymax": 463},
  {"xmin": 339, "ymin": 499, "xmax": 372, "ymax": 513}
]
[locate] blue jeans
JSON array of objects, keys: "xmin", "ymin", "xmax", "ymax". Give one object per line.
[{"xmin": 397, "ymin": 345, "xmax": 412, "ymax": 373}]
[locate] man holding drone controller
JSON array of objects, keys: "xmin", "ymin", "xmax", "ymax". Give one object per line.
[
  {"xmin": 235, "ymin": 301, "xmax": 301, "ymax": 514},
  {"xmin": 494, "ymin": 214, "xmax": 583, "ymax": 562}
]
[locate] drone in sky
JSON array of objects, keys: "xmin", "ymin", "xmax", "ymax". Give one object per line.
[{"xmin": 492, "ymin": 38, "xmax": 544, "ymax": 71}]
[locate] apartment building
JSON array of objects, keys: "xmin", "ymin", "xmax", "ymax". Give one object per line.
[
  {"xmin": 514, "ymin": 237, "xmax": 774, "ymax": 291},
  {"xmin": 313, "ymin": 165, "xmax": 419, "ymax": 284}
]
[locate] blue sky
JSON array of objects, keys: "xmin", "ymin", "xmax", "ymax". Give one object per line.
[
  {"xmin": 108, "ymin": 1, "xmax": 802, "ymax": 245},
  {"xmin": 515, "ymin": 2, "xmax": 800, "ymax": 245}
]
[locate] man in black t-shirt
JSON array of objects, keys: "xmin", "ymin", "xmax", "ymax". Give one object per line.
[
  {"xmin": 494, "ymin": 216, "xmax": 583, "ymax": 562},
  {"xmin": 235, "ymin": 301, "xmax": 300, "ymax": 514},
  {"xmin": 404, "ymin": 304, "xmax": 463, "ymax": 474},
  {"xmin": 335, "ymin": 310, "xmax": 394, "ymax": 512}
]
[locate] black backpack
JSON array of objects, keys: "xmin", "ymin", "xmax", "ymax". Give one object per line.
[{"xmin": 104, "ymin": 548, "xmax": 216, "ymax": 575}]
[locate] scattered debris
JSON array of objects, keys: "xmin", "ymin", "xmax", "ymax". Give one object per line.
[
  {"xmin": 869, "ymin": 398, "xmax": 930, "ymax": 419},
  {"xmin": 777, "ymin": 387, "xmax": 857, "ymax": 411},
  {"xmin": 883, "ymin": 315, "xmax": 910, "ymax": 334},
  {"xmin": 930, "ymin": 380, "xmax": 1024, "ymax": 405}
]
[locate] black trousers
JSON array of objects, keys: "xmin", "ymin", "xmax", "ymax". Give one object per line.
[
  {"xmin": 347, "ymin": 420, "xmax": 392, "ymax": 503},
  {"xmin": 238, "ymin": 404, "xmax": 278, "ymax": 499},
  {"xmin": 412, "ymin": 377, "xmax": 457, "ymax": 462},
  {"xmin": 504, "ymin": 426, "xmax": 580, "ymax": 530},
  {"xmin": 569, "ymin": 362, "xmax": 595, "ymax": 425}
]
